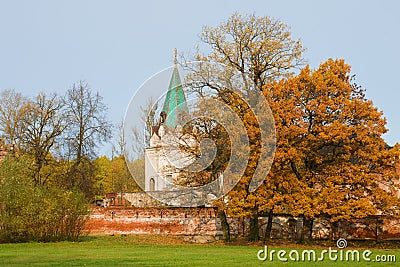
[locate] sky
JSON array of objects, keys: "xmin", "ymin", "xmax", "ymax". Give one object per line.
[{"xmin": 0, "ymin": 0, "xmax": 399, "ymax": 156}]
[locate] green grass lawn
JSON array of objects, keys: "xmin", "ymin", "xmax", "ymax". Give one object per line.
[{"xmin": 0, "ymin": 236, "xmax": 398, "ymax": 266}]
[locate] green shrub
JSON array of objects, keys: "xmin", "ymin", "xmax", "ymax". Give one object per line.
[{"xmin": 0, "ymin": 156, "xmax": 90, "ymax": 243}]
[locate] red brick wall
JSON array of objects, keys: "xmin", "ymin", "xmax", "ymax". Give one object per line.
[
  {"xmin": 85, "ymin": 206, "xmax": 221, "ymax": 236},
  {"xmin": 85, "ymin": 207, "xmax": 400, "ymax": 240}
]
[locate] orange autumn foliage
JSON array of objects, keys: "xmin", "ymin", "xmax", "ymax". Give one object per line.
[{"xmin": 260, "ymin": 59, "xmax": 400, "ymax": 222}]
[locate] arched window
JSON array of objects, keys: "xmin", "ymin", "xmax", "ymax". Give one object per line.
[{"xmin": 150, "ymin": 178, "xmax": 155, "ymax": 191}]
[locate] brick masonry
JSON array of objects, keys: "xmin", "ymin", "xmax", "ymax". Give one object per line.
[
  {"xmin": 85, "ymin": 206, "xmax": 400, "ymax": 241},
  {"xmin": 85, "ymin": 207, "xmax": 222, "ymax": 237}
]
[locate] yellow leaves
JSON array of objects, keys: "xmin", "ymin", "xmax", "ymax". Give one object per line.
[
  {"xmin": 258, "ymin": 58, "xmax": 400, "ymax": 221},
  {"xmin": 197, "ymin": 14, "xmax": 398, "ymax": 224}
]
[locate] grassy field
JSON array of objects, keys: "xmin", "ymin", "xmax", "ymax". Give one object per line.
[{"xmin": 0, "ymin": 236, "xmax": 398, "ymax": 266}]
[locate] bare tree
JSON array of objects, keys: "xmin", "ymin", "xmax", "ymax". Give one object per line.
[
  {"xmin": 18, "ymin": 93, "xmax": 66, "ymax": 185},
  {"xmin": 0, "ymin": 89, "xmax": 27, "ymax": 146},
  {"xmin": 65, "ymin": 81, "xmax": 112, "ymax": 161},
  {"xmin": 198, "ymin": 13, "xmax": 305, "ymax": 90},
  {"xmin": 64, "ymin": 81, "xmax": 112, "ymax": 195},
  {"xmin": 130, "ymin": 97, "xmax": 158, "ymax": 159},
  {"xmin": 110, "ymin": 119, "xmax": 125, "ymax": 158}
]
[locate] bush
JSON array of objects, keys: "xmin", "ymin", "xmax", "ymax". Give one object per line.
[{"xmin": 0, "ymin": 156, "xmax": 90, "ymax": 243}]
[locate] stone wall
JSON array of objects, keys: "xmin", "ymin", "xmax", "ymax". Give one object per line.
[
  {"xmin": 86, "ymin": 207, "xmax": 222, "ymax": 238},
  {"xmin": 258, "ymin": 215, "xmax": 400, "ymax": 240},
  {"xmin": 85, "ymin": 207, "xmax": 400, "ymax": 241}
]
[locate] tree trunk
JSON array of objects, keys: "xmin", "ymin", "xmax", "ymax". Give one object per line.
[
  {"xmin": 218, "ymin": 208, "xmax": 230, "ymax": 242},
  {"xmin": 331, "ymin": 221, "xmax": 339, "ymax": 240},
  {"xmin": 308, "ymin": 218, "xmax": 313, "ymax": 240},
  {"xmin": 301, "ymin": 217, "xmax": 314, "ymax": 241},
  {"xmin": 248, "ymin": 211, "xmax": 259, "ymax": 241},
  {"xmin": 264, "ymin": 208, "xmax": 274, "ymax": 242}
]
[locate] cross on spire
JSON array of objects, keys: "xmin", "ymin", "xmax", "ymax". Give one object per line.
[{"xmin": 174, "ymin": 48, "xmax": 178, "ymax": 67}]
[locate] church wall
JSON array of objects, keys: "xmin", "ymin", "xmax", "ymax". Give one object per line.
[
  {"xmin": 86, "ymin": 206, "xmax": 222, "ymax": 238},
  {"xmin": 145, "ymin": 147, "xmax": 166, "ymax": 191},
  {"xmin": 85, "ymin": 207, "xmax": 400, "ymax": 241}
]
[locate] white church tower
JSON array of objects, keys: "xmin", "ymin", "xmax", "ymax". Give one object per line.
[{"xmin": 144, "ymin": 49, "xmax": 190, "ymax": 192}]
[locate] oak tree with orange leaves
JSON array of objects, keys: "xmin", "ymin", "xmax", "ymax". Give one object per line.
[
  {"xmin": 185, "ymin": 14, "xmax": 399, "ymax": 242},
  {"xmin": 186, "ymin": 12, "xmax": 305, "ymax": 241},
  {"xmin": 263, "ymin": 59, "xmax": 400, "ymax": 240}
]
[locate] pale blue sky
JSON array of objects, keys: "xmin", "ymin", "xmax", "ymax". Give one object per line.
[{"xmin": 0, "ymin": 0, "xmax": 399, "ymax": 156}]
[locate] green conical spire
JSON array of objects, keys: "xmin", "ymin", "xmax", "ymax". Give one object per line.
[{"xmin": 161, "ymin": 49, "xmax": 189, "ymax": 128}]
